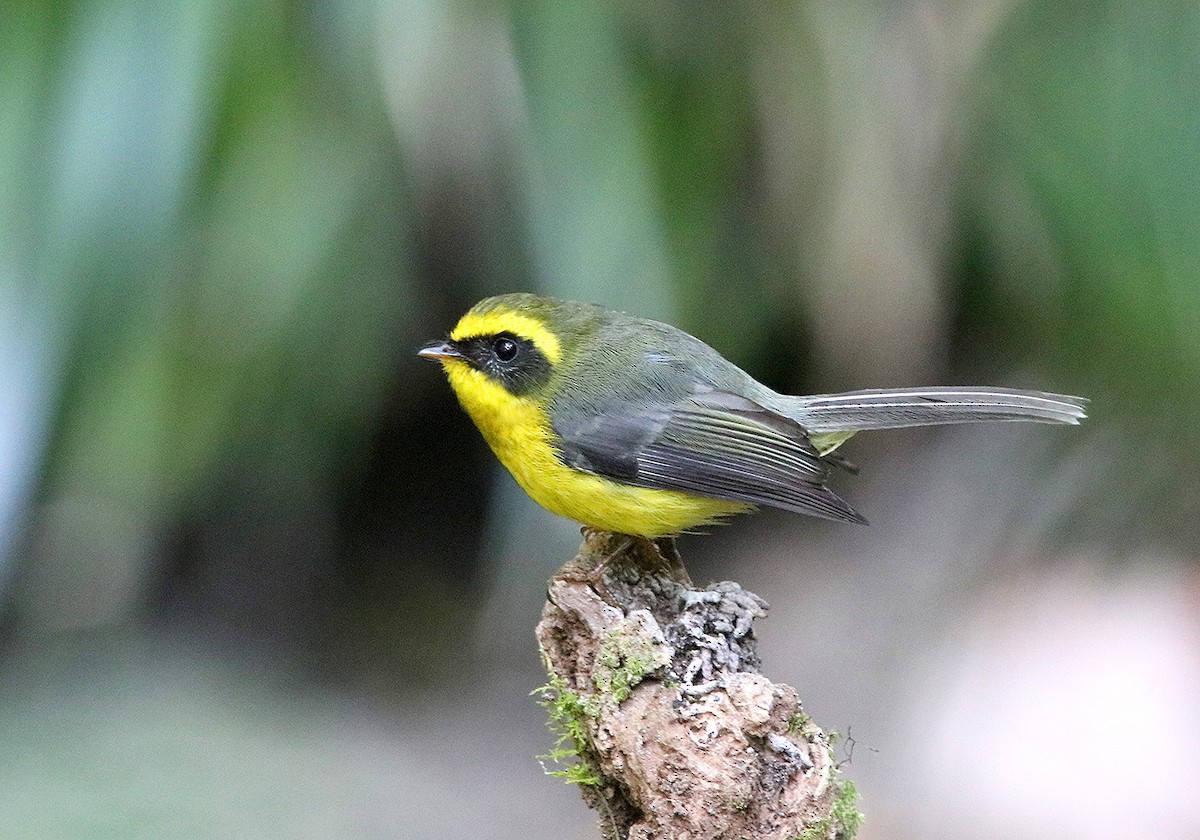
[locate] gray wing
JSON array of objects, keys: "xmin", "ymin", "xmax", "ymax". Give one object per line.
[{"xmin": 554, "ymin": 390, "xmax": 866, "ymax": 524}]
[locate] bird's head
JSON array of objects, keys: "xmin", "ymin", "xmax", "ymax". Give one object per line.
[{"xmin": 418, "ymin": 293, "xmax": 602, "ymax": 399}]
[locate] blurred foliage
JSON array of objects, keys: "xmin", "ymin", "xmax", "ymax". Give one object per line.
[
  {"xmin": 0, "ymin": 0, "xmax": 1195, "ymax": 653},
  {"xmin": 959, "ymin": 0, "xmax": 1200, "ymax": 400},
  {"xmin": 0, "ymin": 0, "xmax": 425, "ymax": 641},
  {"xmin": 954, "ymin": 0, "xmax": 1200, "ymax": 542},
  {"xmin": 1, "ymin": 1, "xmax": 1199, "ymax": 837}
]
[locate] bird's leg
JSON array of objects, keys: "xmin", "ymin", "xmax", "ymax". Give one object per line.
[
  {"xmin": 650, "ymin": 536, "xmax": 692, "ymax": 587},
  {"xmin": 557, "ymin": 530, "xmax": 691, "ymax": 590},
  {"xmin": 558, "ymin": 527, "xmax": 634, "ymax": 590}
]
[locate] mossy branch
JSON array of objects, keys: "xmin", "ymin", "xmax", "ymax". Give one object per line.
[{"xmin": 534, "ymin": 530, "xmax": 863, "ymax": 840}]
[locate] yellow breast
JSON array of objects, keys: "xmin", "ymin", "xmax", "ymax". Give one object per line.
[{"xmin": 442, "ymin": 361, "xmax": 749, "ymax": 538}]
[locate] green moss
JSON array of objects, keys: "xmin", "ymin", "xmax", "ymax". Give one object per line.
[
  {"xmin": 787, "ymin": 712, "xmax": 812, "ymax": 735},
  {"xmin": 729, "ymin": 793, "xmax": 753, "ymax": 812},
  {"xmin": 830, "ymin": 779, "xmax": 863, "ymax": 839},
  {"xmin": 793, "ymin": 777, "xmax": 863, "ymax": 840},
  {"xmin": 533, "ymin": 675, "xmax": 602, "ymax": 786},
  {"xmin": 592, "ymin": 621, "xmax": 664, "ymax": 704},
  {"xmin": 535, "ymin": 618, "xmax": 668, "ymax": 789}
]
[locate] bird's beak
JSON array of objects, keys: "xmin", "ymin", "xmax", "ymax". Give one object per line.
[{"xmin": 418, "ymin": 340, "xmax": 464, "ymax": 361}]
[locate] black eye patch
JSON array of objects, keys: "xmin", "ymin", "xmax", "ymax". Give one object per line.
[{"xmin": 458, "ymin": 332, "xmax": 552, "ymax": 396}]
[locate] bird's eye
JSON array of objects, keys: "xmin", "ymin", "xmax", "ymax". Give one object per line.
[{"xmin": 493, "ymin": 336, "xmax": 519, "ymax": 362}]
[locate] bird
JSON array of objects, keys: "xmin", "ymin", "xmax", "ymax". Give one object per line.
[{"xmin": 419, "ymin": 293, "xmax": 1087, "ymax": 539}]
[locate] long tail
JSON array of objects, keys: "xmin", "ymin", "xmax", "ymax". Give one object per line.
[{"xmin": 784, "ymin": 387, "xmax": 1088, "ymax": 433}]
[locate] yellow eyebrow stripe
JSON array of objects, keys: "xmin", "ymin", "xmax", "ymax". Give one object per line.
[{"xmin": 450, "ymin": 309, "xmax": 562, "ymax": 365}]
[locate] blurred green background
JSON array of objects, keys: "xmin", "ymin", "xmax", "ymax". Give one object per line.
[{"xmin": 2, "ymin": 0, "xmax": 1198, "ymax": 838}]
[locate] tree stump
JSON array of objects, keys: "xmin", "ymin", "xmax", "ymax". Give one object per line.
[{"xmin": 535, "ymin": 530, "xmax": 862, "ymax": 840}]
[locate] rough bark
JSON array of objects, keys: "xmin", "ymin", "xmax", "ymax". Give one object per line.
[{"xmin": 535, "ymin": 530, "xmax": 861, "ymax": 840}]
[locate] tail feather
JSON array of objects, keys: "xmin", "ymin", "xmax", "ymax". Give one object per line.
[{"xmin": 784, "ymin": 387, "xmax": 1088, "ymax": 433}]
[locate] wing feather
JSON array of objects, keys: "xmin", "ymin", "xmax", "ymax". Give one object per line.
[{"xmin": 554, "ymin": 390, "xmax": 866, "ymax": 524}]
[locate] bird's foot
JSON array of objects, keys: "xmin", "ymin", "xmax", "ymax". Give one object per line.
[
  {"xmin": 556, "ymin": 529, "xmax": 692, "ymax": 593},
  {"xmin": 556, "ymin": 527, "xmax": 636, "ymax": 592},
  {"xmin": 649, "ymin": 536, "xmax": 692, "ymax": 587}
]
